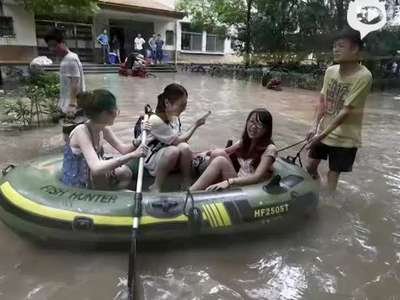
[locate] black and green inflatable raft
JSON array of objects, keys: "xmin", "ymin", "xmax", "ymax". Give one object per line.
[{"xmin": 0, "ymin": 155, "xmax": 319, "ymax": 243}]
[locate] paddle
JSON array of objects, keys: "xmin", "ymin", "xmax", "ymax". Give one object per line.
[{"xmin": 128, "ymin": 104, "xmax": 152, "ymax": 300}]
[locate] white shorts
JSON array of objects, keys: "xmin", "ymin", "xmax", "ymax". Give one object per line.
[{"xmin": 143, "ymin": 146, "xmax": 170, "ymax": 177}]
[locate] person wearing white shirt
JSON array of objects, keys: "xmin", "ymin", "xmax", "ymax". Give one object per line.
[
  {"xmin": 45, "ymin": 27, "xmax": 85, "ymax": 119},
  {"xmin": 134, "ymin": 33, "xmax": 146, "ymax": 56}
]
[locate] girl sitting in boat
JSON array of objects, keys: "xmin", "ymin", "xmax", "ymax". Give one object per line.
[
  {"xmin": 62, "ymin": 89, "xmax": 148, "ymax": 190},
  {"xmin": 190, "ymin": 108, "xmax": 277, "ymax": 191},
  {"xmin": 143, "ymin": 83, "xmax": 208, "ymax": 192}
]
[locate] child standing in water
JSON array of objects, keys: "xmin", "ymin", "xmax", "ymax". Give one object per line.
[
  {"xmin": 306, "ymin": 28, "xmax": 372, "ymax": 192},
  {"xmin": 143, "ymin": 83, "xmax": 208, "ymax": 192}
]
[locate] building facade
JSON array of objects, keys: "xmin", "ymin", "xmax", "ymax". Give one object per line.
[
  {"xmin": 0, "ymin": 0, "xmax": 37, "ymax": 62},
  {"xmin": 0, "ymin": 0, "xmax": 239, "ymax": 64}
]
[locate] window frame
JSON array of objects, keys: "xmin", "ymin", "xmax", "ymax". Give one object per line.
[
  {"xmin": 165, "ymin": 30, "xmax": 174, "ymax": 46},
  {"xmin": 0, "ymin": 16, "xmax": 15, "ymax": 38},
  {"xmin": 206, "ymin": 33, "xmax": 225, "ymax": 53},
  {"xmin": 181, "ymin": 31, "xmax": 203, "ymax": 51}
]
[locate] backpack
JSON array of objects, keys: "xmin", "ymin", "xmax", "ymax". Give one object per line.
[
  {"xmin": 134, "ymin": 115, "xmax": 145, "ymax": 139},
  {"xmin": 133, "ymin": 114, "xmax": 182, "ymax": 139}
]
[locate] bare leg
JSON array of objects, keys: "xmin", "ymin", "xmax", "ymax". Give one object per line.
[
  {"xmin": 306, "ymin": 158, "xmax": 321, "ymax": 180},
  {"xmin": 177, "ymin": 143, "xmax": 193, "ymax": 189},
  {"xmin": 151, "ymin": 146, "xmax": 180, "ymax": 192},
  {"xmin": 193, "ymin": 148, "xmax": 228, "ymax": 172},
  {"xmin": 327, "ymin": 170, "xmax": 340, "ymax": 193},
  {"xmin": 90, "ymin": 165, "xmax": 132, "ymax": 190},
  {"xmin": 114, "ymin": 166, "xmax": 133, "ymax": 189},
  {"xmin": 210, "ymin": 148, "xmax": 230, "ymax": 161},
  {"xmin": 190, "ymin": 156, "xmax": 237, "ymax": 191}
]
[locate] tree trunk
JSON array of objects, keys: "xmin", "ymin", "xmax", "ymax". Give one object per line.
[
  {"xmin": 336, "ymin": 0, "xmax": 345, "ymax": 29},
  {"xmin": 244, "ymin": 0, "xmax": 253, "ymax": 67},
  {"xmin": 0, "ymin": 0, "xmax": 4, "ymax": 16}
]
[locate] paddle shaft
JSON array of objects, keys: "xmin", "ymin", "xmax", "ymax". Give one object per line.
[{"xmin": 128, "ymin": 113, "xmax": 149, "ymax": 300}]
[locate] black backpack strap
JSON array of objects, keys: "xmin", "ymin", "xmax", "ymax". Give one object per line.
[
  {"xmin": 145, "ymin": 139, "xmax": 168, "ymax": 164},
  {"xmin": 133, "ymin": 115, "xmax": 144, "ymax": 139}
]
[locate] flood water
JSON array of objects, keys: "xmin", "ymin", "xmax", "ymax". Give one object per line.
[{"xmin": 0, "ymin": 73, "xmax": 399, "ymax": 300}]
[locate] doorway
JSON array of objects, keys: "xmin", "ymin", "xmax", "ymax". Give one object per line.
[
  {"xmin": 109, "ymin": 27, "xmax": 125, "ymax": 61},
  {"xmin": 109, "ymin": 19, "xmax": 154, "ymax": 60}
]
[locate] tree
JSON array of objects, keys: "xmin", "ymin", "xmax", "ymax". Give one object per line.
[
  {"xmin": 244, "ymin": 0, "xmax": 254, "ymax": 65},
  {"xmin": 20, "ymin": 0, "xmax": 98, "ymax": 16},
  {"xmin": 178, "ymin": 0, "xmax": 321, "ymax": 62},
  {"xmin": 178, "ymin": 0, "xmax": 255, "ymax": 64},
  {"xmin": 178, "ymin": 0, "xmax": 400, "ymax": 64}
]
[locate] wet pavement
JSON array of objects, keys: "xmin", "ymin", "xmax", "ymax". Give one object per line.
[{"xmin": 0, "ymin": 73, "xmax": 399, "ymax": 299}]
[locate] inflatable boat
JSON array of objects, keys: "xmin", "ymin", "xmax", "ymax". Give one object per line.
[{"xmin": 0, "ymin": 155, "xmax": 319, "ymax": 243}]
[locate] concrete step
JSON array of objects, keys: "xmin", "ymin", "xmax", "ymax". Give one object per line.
[
  {"xmin": 82, "ymin": 69, "xmax": 177, "ymax": 74},
  {"xmin": 44, "ymin": 63, "xmax": 174, "ymax": 68},
  {"xmin": 44, "ymin": 64, "xmax": 176, "ymax": 74}
]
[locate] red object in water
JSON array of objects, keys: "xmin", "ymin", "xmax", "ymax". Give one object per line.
[
  {"xmin": 118, "ymin": 60, "xmax": 149, "ymax": 78},
  {"xmin": 267, "ymin": 79, "xmax": 282, "ymax": 91}
]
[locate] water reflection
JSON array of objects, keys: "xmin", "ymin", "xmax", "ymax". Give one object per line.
[
  {"xmin": 141, "ymin": 267, "xmax": 242, "ymax": 300},
  {"xmin": 241, "ymin": 255, "xmax": 307, "ymax": 300},
  {"xmin": 0, "ymin": 74, "xmax": 399, "ymax": 300}
]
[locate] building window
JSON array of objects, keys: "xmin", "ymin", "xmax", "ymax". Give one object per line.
[
  {"xmin": 0, "ymin": 16, "xmax": 15, "ymax": 38},
  {"xmin": 166, "ymin": 30, "xmax": 174, "ymax": 46},
  {"xmin": 35, "ymin": 19, "xmax": 94, "ymax": 62},
  {"xmin": 182, "ymin": 31, "xmax": 202, "ymax": 51},
  {"xmin": 206, "ymin": 34, "xmax": 224, "ymax": 52}
]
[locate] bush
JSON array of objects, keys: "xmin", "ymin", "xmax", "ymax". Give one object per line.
[
  {"xmin": 2, "ymin": 98, "xmax": 32, "ymax": 126},
  {"xmin": 28, "ymin": 73, "xmax": 59, "ymax": 99},
  {"xmin": 0, "ymin": 72, "xmax": 60, "ymax": 128},
  {"xmin": 188, "ymin": 64, "xmax": 324, "ymax": 90}
]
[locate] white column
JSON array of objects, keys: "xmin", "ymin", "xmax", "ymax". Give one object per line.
[
  {"xmin": 176, "ymin": 21, "xmax": 181, "ymax": 51},
  {"xmin": 224, "ymin": 37, "xmax": 232, "ymax": 54},
  {"xmin": 201, "ymin": 30, "xmax": 206, "ymax": 52}
]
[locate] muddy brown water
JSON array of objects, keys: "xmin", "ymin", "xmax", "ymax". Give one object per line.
[{"xmin": 0, "ymin": 73, "xmax": 399, "ymax": 300}]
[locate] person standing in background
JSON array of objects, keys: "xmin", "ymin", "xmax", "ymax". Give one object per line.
[
  {"xmin": 134, "ymin": 33, "xmax": 146, "ymax": 56},
  {"xmin": 97, "ymin": 29, "xmax": 110, "ymax": 64},
  {"xmin": 155, "ymin": 34, "xmax": 164, "ymax": 64},
  {"xmin": 44, "ymin": 26, "xmax": 85, "ymax": 121},
  {"xmin": 111, "ymin": 35, "xmax": 121, "ymax": 63},
  {"xmin": 148, "ymin": 33, "xmax": 157, "ymax": 64}
]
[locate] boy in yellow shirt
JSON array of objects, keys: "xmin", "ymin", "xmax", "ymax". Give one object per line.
[{"xmin": 306, "ymin": 28, "xmax": 373, "ymax": 192}]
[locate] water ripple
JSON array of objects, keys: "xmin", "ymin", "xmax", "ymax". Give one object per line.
[{"xmin": 140, "ymin": 266, "xmax": 242, "ymax": 300}]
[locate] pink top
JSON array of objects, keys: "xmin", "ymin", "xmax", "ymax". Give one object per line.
[{"xmin": 234, "ymin": 143, "xmax": 277, "ymax": 177}]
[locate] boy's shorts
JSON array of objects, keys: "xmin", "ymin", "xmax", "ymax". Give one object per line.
[{"xmin": 308, "ymin": 142, "xmax": 358, "ymax": 173}]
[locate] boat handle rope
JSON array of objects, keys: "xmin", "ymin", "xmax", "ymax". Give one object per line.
[
  {"xmin": 277, "ymin": 119, "xmax": 324, "ymax": 167},
  {"xmin": 2, "ymin": 164, "xmax": 15, "ymax": 176},
  {"xmin": 278, "ymin": 139, "xmax": 308, "ymax": 168},
  {"xmin": 287, "ymin": 142, "xmax": 308, "ymax": 168},
  {"xmin": 277, "ymin": 138, "xmax": 307, "ymax": 153},
  {"xmin": 183, "ymin": 189, "xmax": 203, "ymax": 233}
]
